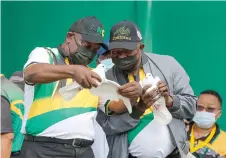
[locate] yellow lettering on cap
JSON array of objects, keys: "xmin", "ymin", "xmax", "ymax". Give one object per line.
[
  {"xmin": 102, "ymin": 29, "xmax": 105, "ymax": 37},
  {"xmin": 112, "ymin": 36, "xmax": 131, "ymax": 41}
]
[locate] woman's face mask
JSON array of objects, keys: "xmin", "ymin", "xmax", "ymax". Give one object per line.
[
  {"xmin": 69, "ymin": 38, "xmax": 96, "ymax": 65},
  {"xmin": 193, "ymin": 111, "xmax": 216, "ymax": 129},
  {"xmin": 100, "ymin": 58, "xmax": 114, "ymax": 71}
]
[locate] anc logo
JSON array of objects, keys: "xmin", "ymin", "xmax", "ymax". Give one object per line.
[
  {"xmin": 113, "ymin": 26, "xmax": 130, "ymax": 36},
  {"xmin": 96, "ymin": 26, "xmax": 104, "ymax": 37},
  {"xmin": 90, "ymin": 25, "xmax": 104, "ymax": 37},
  {"xmin": 112, "ymin": 26, "xmax": 131, "ymax": 41},
  {"xmin": 101, "ymin": 29, "xmax": 105, "ymax": 37}
]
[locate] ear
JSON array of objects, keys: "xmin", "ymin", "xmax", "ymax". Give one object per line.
[
  {"xmin": 67, "ymin": 32, "xmax": 74, "ymax": 38},
  {"xmin": 66, "ymin": 32, "xmax": 74, "ymax": 43},
  {"xmin": 216, "ymin": 110, "xmax": 222, "ymax": 120},
  {"xmin": 140, "ymin": 43, "xmax": 145, "ymax": 50}
]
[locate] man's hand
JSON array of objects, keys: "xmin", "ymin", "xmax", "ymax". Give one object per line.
[
  {"xmin": 132, "ymin": 85, "xmax": 160, "ymax": 117},
  {"xmin": 157, "ymin": 81, "xmax": 173, "ymax": 107},
  {"xmin": 24, "ymin": 63, "xmax": 102, "ymax": 87},
  {"xmin": 141, "ymin": 85, "xmax": 161, "ymax": 107},
  {"xmin": 118, "ymin": 81, "xmax": 143, "ymax": 99},
  {"xmin": 73, "ymin": 65, "xmax": 102, "ymax": 89}
]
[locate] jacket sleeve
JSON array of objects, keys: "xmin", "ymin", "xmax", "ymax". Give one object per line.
[
  {"xmin": 167, "ymin": 57, "xmax": 197, "ymax": 119},
  {"xmin": 96, "ymin": 109, "xmax": 140, "ymax": 135}
]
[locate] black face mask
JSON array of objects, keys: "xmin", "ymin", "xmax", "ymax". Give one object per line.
[
  {"xmin": 69, "ymin": 38, "xmax": 96, "ymax": 65},
  {"xmin": 112, "ymin": 54, "xmax": 139, "ymax": 72}
]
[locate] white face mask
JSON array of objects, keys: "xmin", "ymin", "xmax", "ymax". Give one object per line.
[
  {"xmin": 193, "ymin": 111, "xmax": 216, "ymax": 129},
  {"xmin": 100, "ymin": 59, "xmax": 114, "ymax": 71}
]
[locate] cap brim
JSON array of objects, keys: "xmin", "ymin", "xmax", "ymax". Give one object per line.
[
  {"xmin": 109, "ymin": 41, "xmax": 137, "ymax": 50},
  {"xmin": 98, "ymin": 50, "xmax": 110, "ymax": 56},
  {"xmin": 82, "ymin": 34, "xmax": 108, "ymax": 50}
]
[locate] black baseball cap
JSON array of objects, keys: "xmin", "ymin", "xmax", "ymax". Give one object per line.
[
  {"xmin": 69, "ymin": 16, "xmax": 108, "ymax": 50},
  {"xmin": 109, "ymin": 20, "xmax": 142, "ymax": 50}
]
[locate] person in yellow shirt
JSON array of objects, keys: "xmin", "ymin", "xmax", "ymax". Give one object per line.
[{"xmin": 188, "ymin": 90, "xmax": 226, "ymax": 158}]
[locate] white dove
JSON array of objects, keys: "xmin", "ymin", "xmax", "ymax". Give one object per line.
[
  {"xmin": 141, "ymin": 73, "xmax": 172, "ymax": 125},
  {"xmin": 59, "ymin": 64, "xmax": 132, "ymax": 113}
]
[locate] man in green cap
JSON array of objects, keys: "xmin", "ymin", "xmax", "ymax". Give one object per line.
[{"xmin": 20, "ymin": 16, "xmax": 108, "ymax": 158}]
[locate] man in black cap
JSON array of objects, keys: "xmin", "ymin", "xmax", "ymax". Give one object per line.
[
  {"xmin": 20, "ymin": 16, "xmax": 108, "ymax": 158},
  {"xmin": 96, "ymin": 20, "xmax": 197, "ymax": 158}
]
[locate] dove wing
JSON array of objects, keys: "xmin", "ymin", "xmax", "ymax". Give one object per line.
[
  {"xmin": 89, "ymin": 80, "xmax": 120, "ymax": 101},
  {"xmin": 59, "ymin": 64, "xmax": 106, "ymax": 101},
  {"xmin": 90, "ymin": 80, "xmax": 132, "ymax": 113}
]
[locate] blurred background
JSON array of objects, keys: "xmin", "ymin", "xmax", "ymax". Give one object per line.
[{"xmin": 1, "ymin": 1, "xmax": 226, "ymax": 130}]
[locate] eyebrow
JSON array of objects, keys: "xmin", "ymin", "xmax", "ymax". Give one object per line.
[{"xmin": 197, "ymin": 104, "xmax": 219, "ymax": 108}]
